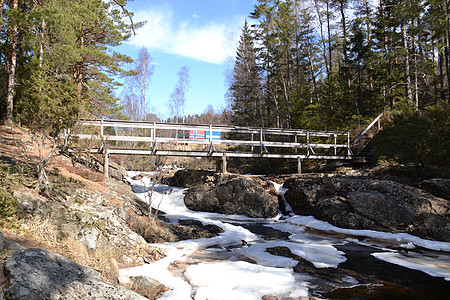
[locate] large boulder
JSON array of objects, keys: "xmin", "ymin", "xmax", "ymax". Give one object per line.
[
  {"xmin": 284, "ymin": 176, "xmax": 450, "ymax": 242},
  {"xmin": 169, "ymin": 169, "xmax": 218, "ymax": 188},
  {"xmin": 419, "ymin": 178, "xmax": 450, "ymax": 200},
  {"xmin": 12, "ymin": 182, "xmax": 151, "ymax": 266},
  {"xmin": 3, "ymin": 248, "xmax": 148, "ymax": 300},
  {"xmin": 184, "ymin": 174, "xmax": 278, "ymax": 218}
]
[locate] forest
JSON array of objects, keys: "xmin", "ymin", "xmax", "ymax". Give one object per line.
[
  {"xmin": 228, "ymin": 0, "xmax": 449, "ymax": 129},
  {"xmin": 227, "ymin": 0, "xmax": 449, "ymax": 167},
  {"xmin": 1, "ymin": 0, "xmax": 449, "ymax": 167}
]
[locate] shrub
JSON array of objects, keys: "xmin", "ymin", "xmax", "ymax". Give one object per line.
[
  {"xmin": 0, "ymin": 188, "xmax": 17, "ymax": 218},
  {"xmin": 374, "ymin": 103, "xmax": 449, "ymax": 168}
]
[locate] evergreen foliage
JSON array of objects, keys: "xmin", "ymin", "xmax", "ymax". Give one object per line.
[
  {"xmin": 227, "ymin": 0, "xmax": 449, "ymax": 166},
  {"xmin": 375, "ymin": 103, "xmax": 450, "ymax": 167},
  {"xmin": 228, "ymin": 0, "xmax": 449, "ymax": 131},
  {"xmin": 1, "ymin": 0, "xmax": 141, "ymax": 132}
]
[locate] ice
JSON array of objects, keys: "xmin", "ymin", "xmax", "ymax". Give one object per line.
[
  {"xmin": 373, "ymin": 251, "xmax": 450, "ymax": 281},
  {"xmin": 121, "ymin": 173, "xmax": 450, "ymax": 299},
  {"xmin": 185, "ymin": 260, "xmax": 309, "ymax": 300},
  {"xmin": 242, "ymin": 240, "xmax": 346, "ymax": 268},
  {"xmin": 285, "ymin": 215, "xmax": 450, "ymax": 252}
]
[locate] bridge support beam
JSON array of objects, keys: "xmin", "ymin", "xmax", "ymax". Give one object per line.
[
  {"xmin": 103, "ymin": 150, "xmax": 109, "ymax": 178},
  {"xmin": 222, "ymin": 153, "xmax": 227, "ymax": 173},
  {"xmin": 297, "ymin": 157, "xmax": 302, "ymax": 174}
]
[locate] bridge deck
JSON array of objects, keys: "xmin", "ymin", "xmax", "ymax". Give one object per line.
[{"xmin": 67, "ymin": 119, "xmax": 357, "ymax": 176}]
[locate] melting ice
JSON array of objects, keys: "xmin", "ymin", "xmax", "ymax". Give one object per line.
[{"xmin": 121, "ymin": 173, "xmax": 450, "ymax": 299}]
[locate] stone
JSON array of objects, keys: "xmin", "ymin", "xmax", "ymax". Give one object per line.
[
  {"xmin": 284, "ymin": 176, "xmax": 450, "ymax": 242},
  {"xmin": 419, "ymin": 178, "xmax": 450, "ymax": 200},
  {"xmin": 3, "ymin": 248, "xmax": 147, "ymax": 300},
  {"xmin": 118, "ymin": 275, "xmax": 166, "ymax": 299},
  {"xmin": 169, "ymin": 169, "xmax": 218, "ymax": 187},
  {"xmin": 4, "ymin": 238, "xmax": 26, "ymax": 251},
  {"xmin": 184, "ymin": 174, "xmax": 279, "ymax": 218},
  {"xmin": 129, "ymin": 276, "xmax": 167, "ymax": 299}
]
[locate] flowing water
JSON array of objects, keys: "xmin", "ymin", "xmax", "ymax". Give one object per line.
[{"xmin": 121, "ymin": 175, "xmax": 450, "ymax": 300}]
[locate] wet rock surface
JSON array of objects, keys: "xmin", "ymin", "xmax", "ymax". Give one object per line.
[
  {"xmin": 3, "ymin": 248, "xmax": 147, "ymax": 300},
  {"xmin": 283, "ymin": 176, "xmax": 450, "ymax": 242},
  {"xmin": 183, "ymin": 173, "xmax": 279, "ymax": 218}
]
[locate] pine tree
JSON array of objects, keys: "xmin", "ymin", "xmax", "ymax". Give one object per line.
[{"xmin": 229, "ymin": 20, "xmax": 263, "ymax": 127}]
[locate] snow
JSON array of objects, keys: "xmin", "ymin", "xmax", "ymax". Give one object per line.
[
  {"xmin": 185, "ymin": 260, "xmax": 309, "ymax": 300},
  {"xmin": 372, "ymin": 251, "xmax": 450, "ymax": 281},
  {"xmin": 284, "ymin": 215, "xmax": 450, "ymax": 252},
  {"xmin": 242, "ymin": 240, "xmax": 346, "ymax": 268},
  {"xmin": 121, "ymin": 172, "xmax": 450, "ymax": 299}
]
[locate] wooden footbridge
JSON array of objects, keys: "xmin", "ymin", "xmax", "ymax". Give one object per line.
[{"xmin": 66, "ymin": 114, "xmax": 382, "ymax": 177}]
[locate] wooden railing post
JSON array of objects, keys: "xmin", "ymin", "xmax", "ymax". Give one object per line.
[
  {"xmin": 103, "ymin": 149, "xmax": 109, "ymax": 178},
  {"xmin": 222, "ymin": 153, "xmax": 227, "ymax": 173},
  {"xmin": 260, "ymin": 128, "xmax": 263, "ymax": 156},
  {"xmin": 297, "ymin": 156, "xmax": 302, "ymax": 174}
]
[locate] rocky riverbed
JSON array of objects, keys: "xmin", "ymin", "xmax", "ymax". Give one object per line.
[
  {"xmin": 120, "ymin": 170, "xmax": 450, "ymax": 299},
  {"xmin": 1, "ymin": 164, "xmax": 450, "ymax": 299}
]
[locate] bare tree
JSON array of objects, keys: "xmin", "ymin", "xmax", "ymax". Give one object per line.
[
  {"xmin": 134, "ymin": 47, "xmax": 154, "ymax": 121},
  {"xmin": 169, "ymin": 66, "xmax": 190, "ymax": 123}
]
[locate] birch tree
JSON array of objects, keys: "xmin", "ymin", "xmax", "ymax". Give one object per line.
[{"xmin": 169, "ymin": 66, "xmax": 190, "ymax": 123}]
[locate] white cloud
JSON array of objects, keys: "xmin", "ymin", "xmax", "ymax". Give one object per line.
[{"xmin": 127, "ymin": 5, "xmax": 241, "ymax": 64}]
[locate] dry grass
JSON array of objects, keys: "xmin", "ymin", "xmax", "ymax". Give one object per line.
[
  {"xmin": 1, "ymin": 123, "xmax": 170, "ymax": 285},
  {"xmin": 1, "ymin": 216, "xmax": 119, "ymax": 284},
  {"xmin": 127, "ymin": 215, "xmax": 177, "ymax": 243}
]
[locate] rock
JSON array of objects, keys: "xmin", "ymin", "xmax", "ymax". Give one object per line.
[
  {"xmin": 4, "ymin": 238, "xmax": 26, "ymax": 251},
  {"xmin": 169, "ymin": 169, "xmax": 218, "ymax": 188},
  {"xmin": 118, "ymin": 275, "xmax": 166, "ymax": 299},
  {"xmin": 419, "ymin": 178, "xmax": 450, "ymax": 200},
  {"xmin": 12, "ymin": 181, "xmax": 149, "ymax": 264},
  {"xmin": 262, "ymin": 295, "xmax": 279, "ymax": 300},
  {"xmin": 13, "ymin": 190, "xmax": 53, "ymax": 217},
  {"xmin": 129, "ymin": 276, "xmax": 166, "ymax": 299},
  {"xmin": 109, "ymin": 161, "xmax": 127, "ymax": 181},
  {"xmin": 0, "ymin": 231, "xmax": 4, "ymax": 251},
  {"xmin": 3, "ymin": 248, "xmax": 147, "ymax": 300},
  {"xmin": 184, "ymin": 174, "xmax": 279, "ymax": 218},
  {"xmin": 284, "ymin": 176, "xmax": 450, "ymax": 242}
]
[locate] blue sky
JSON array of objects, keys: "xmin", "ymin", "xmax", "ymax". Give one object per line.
[{"xmin": 116, "ymin": 0, "xmax": 257, "ymax": 120}]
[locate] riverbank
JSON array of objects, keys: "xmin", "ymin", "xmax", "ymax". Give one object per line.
[{"xmin": 1, "ymin": 123, "xmax": 449, "ymax": 299}]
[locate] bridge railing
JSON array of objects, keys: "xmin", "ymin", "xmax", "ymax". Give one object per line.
[
  {"xmin": 65, "ymin": 119, "xmax": 353, "ymax": 160},
  {"xmin": 351, "ymin": 113, "xmax": 383, "ymax": 156}
]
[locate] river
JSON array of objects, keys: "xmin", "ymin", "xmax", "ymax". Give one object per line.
[{"xmin": 120, "ymin": 174, "xmax": 450, "ymax": 300}]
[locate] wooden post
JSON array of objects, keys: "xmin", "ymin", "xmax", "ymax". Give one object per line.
[
  {"xmin": 334, "ymin": 134, "xmax": 337, "ymax": 156},
  {"xmin": 103, "ymin": 150, "xmax": 109, "ymax": 178},
  {"xmin": 260, "ymin": 128, "xmax": 263, "ymax": 155},
  {"xmin": 294, "ymin": 134, "xmax": 298, "ymax": 154},
  {"xmin": 222, "ymin": 153, "xmax": 227, "ymax": 173},
  {"xmin": 297, "ymin": 157, "xmax": 302, "ymax": 174}
]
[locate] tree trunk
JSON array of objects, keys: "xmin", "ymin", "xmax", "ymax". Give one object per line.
[
  {"xmin": 326, "ymin": 1, "xmax": 332, "ymax": 73},
  {"xmin": 35, "ymin": 134, "xmax": 58, "ymax": 191},
  {"xmin": 402, "ymin": 20, "xmax": 413, "ymax": 107},
  {"xmin": 313, "ymin": 0, "xmax": 329, "ymax": 79},
  {"xmin": 446, "ymin": 0, "xmax": 450, "ymax": 103},
  {"xmin": 6, "ymin": 0, "xmax": 18, "ymax": 123},
  {"xmin": 412, "ymin": 36, "xmax": 419, "ymax": 110},
  {"xmin": 338, "ymin": 0, "xmax": 350, "ymax": 89},
  {"xmin": 365, "ymin": 0, "xmax": 373, "ymax": 90}
]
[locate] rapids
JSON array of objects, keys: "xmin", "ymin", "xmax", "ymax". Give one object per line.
[{"xmin": 120, "ymin": 174, "xmax": 450, "ymax": 299}]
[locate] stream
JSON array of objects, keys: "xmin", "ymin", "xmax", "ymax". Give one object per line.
[{"xmin": 120, "ymin": 174, "xmax": 450, "ymax": 300}]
